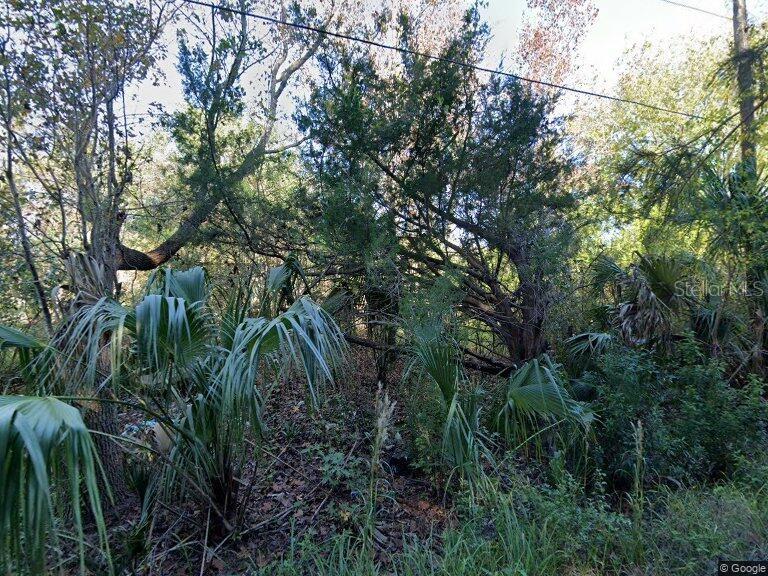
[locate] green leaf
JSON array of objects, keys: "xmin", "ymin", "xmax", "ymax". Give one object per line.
[
  {"xmin": 496, "ymin": 355, "xmax": 592, "ymax": 447},
  {"xmin": 0, "ymin": 396, "xmax": 111, "ymax": 575},
  {"xmin": 0, "ymin": 325, "xmax": 44, "ymax": 352}
]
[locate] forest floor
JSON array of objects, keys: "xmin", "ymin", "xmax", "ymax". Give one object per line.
[
  {"xmin": 109, "ymin": 351, "xmax": 455, "ymax": 575},
  {"xmin": 74, "ymin": 347, "xmax": 768, "ymax": 576}
]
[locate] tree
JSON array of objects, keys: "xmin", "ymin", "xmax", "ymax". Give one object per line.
[
  {"xmin": 516, "ymin": 0, "xmax": 598, "ymax": 87},
  {"xmin": 115, "ymin": 0, "xmax": 339, "ymax": 276},
  {"xmin": 302, "ymin": 7, "xmax": 579, "ymax": 368},
  {"xmin": 0, "ymin": 0, "xmax": 174, "ymax": 296}
]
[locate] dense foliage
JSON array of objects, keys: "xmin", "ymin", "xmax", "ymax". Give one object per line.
[{"xmin": 1, "ymin": 0, "xmax": 768, "ymax": 574}]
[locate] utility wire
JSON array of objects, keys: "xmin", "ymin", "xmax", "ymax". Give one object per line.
[
  {"xmin": 655, "ymin": 0, "xmax": 733, "ymax": 21},
  {"xmin": 180, "ymin": 0, "xmax": 704, "ymax": 120}
]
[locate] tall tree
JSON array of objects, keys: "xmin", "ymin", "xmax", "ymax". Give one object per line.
[
  {"xmin": 733, "ymin": 0, "xmax": 757, "ymax": 173},
  {"xmin": 516, "ymin": 0, "xmax": 598, "ymax": 87},
  {"xmin": 1, "ymin": 0, "xmax": 173, "ymax": 297},
  {"xmin": 0, "ymin": 20, "xmax": 53, "ymax": 332},
  {"xmin": 116, "ymin": 0, "xmax": 339, "ymax": 276},
  {"xmin": 303, "ymin": 7, "xmax": 578, "ymax": 368}
]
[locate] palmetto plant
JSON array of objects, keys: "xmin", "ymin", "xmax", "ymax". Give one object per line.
[
  {"xmin": 0, "ymin": 325, "xmax": 46, "ymax": 388},
  {"xmin": 0, "ymin": 396, "xmax": 110, "ymax": 575},
  {"xmin": 408, "ymin": 329, "xmax": 591, "ymax": 482},
  {"xmin": 407, "ymin": 335, "xmax": 487, "ymax": 481},
  {"xmin": 590, "ymin": 252, "xmax": 755, "ymax": 360},
  {"xmin": 564, "ymin": 332, "xmax": 615, "ymax": 372},
  {"xmin": 678, "ymin": 165, "xmax": 768, "ymax": 260},
  {"xmin": 0, "ymin": 263, "xmax": 345, "ymax": 570},
  {"xmin": 592, "ymin": 253, "xmax": 697, "ymax": 345},
  {"xmin": 494, "ymin": 355, "xmax": 592, "ymax": 449}
]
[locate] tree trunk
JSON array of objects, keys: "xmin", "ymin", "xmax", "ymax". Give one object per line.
[
  {"xmin": 5, "ymin": 152, "xmax": 53, "ymax": 334},
  {"xmin": 733, "ymin": 0, "xmax": 756, "ymax": 173},
  {"xmin": 4, "ymin": 90, "xmax": 53, "ymax": 333},
  {"xmin": 732, "ymin": 0, "xmax": 766, "ymax": 371},
  {"xmin": 83, "ymin": 395, "xmax": 132, "ymax": 511}
]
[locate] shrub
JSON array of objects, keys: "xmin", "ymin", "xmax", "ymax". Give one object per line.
[{"xmin": 590, "ymin": 346, "xmax": 767, "ymax": 487}]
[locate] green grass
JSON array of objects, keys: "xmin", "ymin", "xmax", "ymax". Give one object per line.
[
  {"xmin": 253, "ymin": 472, "xmax": 768, "ymax": 576},
  {"xmin": 645, "ymin": 485, "xmax": 768, "ymax": 575}
]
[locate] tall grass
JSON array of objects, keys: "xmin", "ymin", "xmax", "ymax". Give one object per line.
[
  {"xmin": 365, "ymin": 385, "xmax": 395, "ymax": 553},
  {"xmin": 254, "ymin": 473, "xmax": 768, "ymax": 576}
]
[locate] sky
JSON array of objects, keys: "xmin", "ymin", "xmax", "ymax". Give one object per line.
[
  {"xmin": 481, "ymin": 0, "xmax": 766, "ymax": 108},
  {"xmin": 129, "ymin": 0, "xmax": 767, "ymax": 122}
]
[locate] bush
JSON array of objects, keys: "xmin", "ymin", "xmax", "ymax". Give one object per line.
[
  {"xmin": 589, "ymin": 347, "xmax": 767, "ymax": 487},
  {"xmin": 588, "ymin": 349, "xmax": 676, "ymax": 487},
  {"xmin": 673, "ymin": 363, "xmax": 765, "ymax": 479}
]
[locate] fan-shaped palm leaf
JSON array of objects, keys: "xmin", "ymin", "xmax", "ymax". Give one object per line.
[
  {"xmin": 133, "ymin": 294, "xmax": 211, "ymax": 377},
  {"xmin": 409, "ymin": 338, "xmax": 460, "ymax": 404},
  {"xmin": 406, "ymin": 335, "xmax": 488, "ymax": 479},
  {"xmin": 161, "ymin": 294, "xmax": 344, "ymax": 526},
  {"xmin": 0, "ymin": 325, "xmax": 45, "ymax": 384},
  {"xmin": 261, "ymin": 255, "xmax": 309, "ymax": 316},
  {"xmin": 3, "ymin": 265, "xmax": 347, "ymax": 547},
  {"xmin": 496, "ymin": 355, "xmax": 592, "ymax": 447},
  {"xmin": 0, "ymin": 325, "xmax": 44, "ymax": 352},
  {"xmin": 591, "ymin": 253, "xmax": 698, "ymax": 345},
  {"xmin": 636, "ymin": 253, "xmax": 695, "ymax": 310},
  {"xmin": 35, "ymin": 298, "xmax": 129, "ymax": 393},
  {"xmin": 227, "ymin": 296, "xmax": 346, "ymax": 409},
  {"xmin": 146, "ymin": 266, "xmax": 208, "ymax": 305},
  {"xmin": 591, "ymin": 255, "xmax": 626, "ymax": 296},
  {"xmin": 565, "ymin": 332, "xmax": 614, "ymax": 370},
  {"xmin": 0, "ymin": 396, "xmax": 110, "ymax": 575}
]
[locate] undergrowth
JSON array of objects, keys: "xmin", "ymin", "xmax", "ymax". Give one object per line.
[{"xmin": 255, "ymin": 467, "xmax": 768, "ymax": 576}]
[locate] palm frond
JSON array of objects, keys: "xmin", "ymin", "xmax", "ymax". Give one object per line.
[
  {"xmin": 407, "ymin": 334, "xmax": 488, "ymax": 479},
  {"xmin": 160, "ymin": 294, "xmax": 344, "ymax": 524},
  {"xmin": 261, "ymin": 255, "xmax": 308, "ymax": 316},
  {"xmin": 442, "ymin": 388, "xmax": 487, "ymax": 478},
  {"xmin": 0, "ymin": 396, "xmax": 110, "ymax": 575},
  {"xmin": 146, "ymin": 267, "xmax": 208, "ymax": 304},
  {"xmin": 591, "ymin": 255, "xmax": 625, "ymax": 295},
  {"xmin": 636, "ymin": 253, "xmax": 696, "ymax": 310},
  {"xmin": 37, "ymin": 298, "xmax": 129, "ymax": 393},
  {"xmin": 133, "ymin": 295, "xmax": 211, "ymax": 377},
  {"xmin": 410, "ymin": 337, "xmax": 460, "ymax": 405},
  {"xmin": 63, "ymin": 253, "xmax": 111, "ymax": 307},
  {"xmin": 565, "ymin": 332, "xmax": 614, "ymax": 370},
  {"xmin": 229, "ymin": 296, "xmax": 346, "ymax": 409},
  {"xmin": 594, "ymin": 252, "xmax": 699, "ymax": 345},
  {"xmin": 496, "ymin": 355, "xmax": 592, "ymax": 448},
  {"xmin": 0, "ymin": 325, "xmax": 45, "ymax": 352},
  {"xmin": 0, "ymin": 325, "xmax": 45, "ymax": 381},
  {"xmin": 220, "ymin": 283, "xmax": 252, "ymax": 351}
]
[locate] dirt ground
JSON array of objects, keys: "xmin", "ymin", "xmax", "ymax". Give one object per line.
[{"xmin": 106, "ymin": 351, "xmax": 454, "ymax": 575}]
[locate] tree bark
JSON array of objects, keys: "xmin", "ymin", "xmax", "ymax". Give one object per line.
[
  {"xmin": 115, "ymin": 196, "xmax": 219, "ymax": 270},
  {"xmin": 733, "ymin": 0, "xmax": 756, "ymax": 173},
  {"xmin": 732, "ymin": 0, "xmax": 767, "ymax": 372},
  {"xmin": 83, "ymin": 395, "xmax": 132, "ymax": 511}
]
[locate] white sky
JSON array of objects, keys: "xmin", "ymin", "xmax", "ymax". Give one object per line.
[
  {"xmin": 482, "ymin": 0, "xmax": 767, "ymax": 111},
  {"xmin": 129, "ymin": 0, "xmax": 767, "ymax": 122}
]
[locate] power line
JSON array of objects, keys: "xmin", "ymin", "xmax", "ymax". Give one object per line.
[
  {"xmin": 180, "ymin": 0, "xmax": 704, "ymax": 120},
  {"xmin": 655, "ymin": 0, "xmax": 733, "ymax": 20}
]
